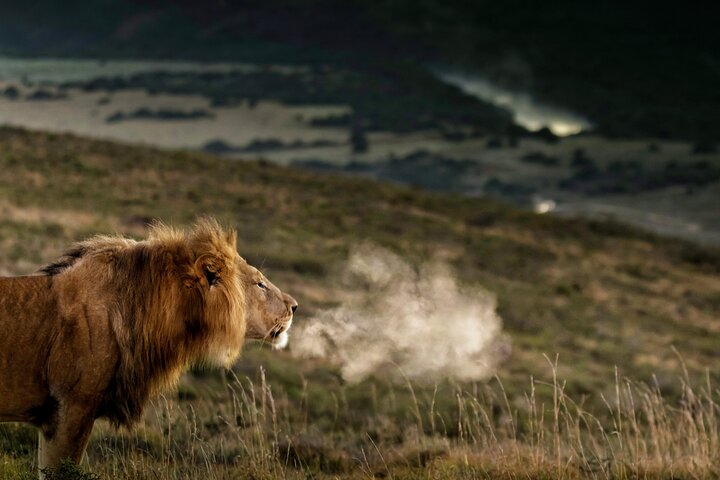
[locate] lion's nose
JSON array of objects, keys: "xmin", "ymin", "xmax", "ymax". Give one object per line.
[
  {"xmin": 285, "ymin": 294, "xmax": 298, "ymax": 313},
  {"xmin": 283, "ymin": 293, "xmax": 297, "ymax": 313}
]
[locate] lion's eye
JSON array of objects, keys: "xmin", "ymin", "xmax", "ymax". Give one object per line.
[{"xmin": 257, "ymin": 282, "xmax": 268, "ymax": 290}]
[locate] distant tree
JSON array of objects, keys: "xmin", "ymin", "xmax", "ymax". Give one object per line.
[
  {"xmin": 534, "ymin": 127, "xmax": 559, "ymax": 144},
  {"xmin": 692, "ymin": 141, "xmax": 717, "ymax": 154},
  {"xmin": 350, "ymin": 127, "xmax": 369, "ymax": 153},
  {"xmin": 2, "ymin": 86, "xmax": 19, "ymax": 100},
  {"xmin": 486, "ymin": 137, "xmax": 502, "ymax": 149},
  {"xmin": 571, "ymin": 148, "xmax": 595, "ymax": 169}
]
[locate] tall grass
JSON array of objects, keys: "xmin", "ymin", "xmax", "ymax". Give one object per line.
[
  {"xmin": 451, "ymin": 355, "xmax": 720, "ymax": 479},
  {"xmin": 2, "ymin": 358, "xmax": 712, "ymax": 479}
]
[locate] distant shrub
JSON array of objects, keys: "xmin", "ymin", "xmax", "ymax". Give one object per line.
[
  {"xmin": 290, "ymin": 159, "xmax": 339, "ymax": 172},
  {"xmin": 209, "ymin": 96, "xmax": 241, "ymax": 107},
  {"xmin": 2, "ymin": 86, "xmax": 20, "ymax": 100},
  {"xmin": 570, "ymin": 148, "xmax": 594, "ymax": 168},
  {"xmin": 106, "ymin": 108, "xmax": 213, "ymax": 123},
  {"xmin": 486, "ymin": 137, "xmax": 502, "ymax": 148},
  {"xmin": 440, "ymin": 128, "xmax": 466, "ymax": 142},
  {"xmin": 26, "ymin": 89, "xmax": 67, "ymax": 101},
  {"xmin": 350, "ymin": 127, "xmax": 369, "ymax": 153},
  {"xmin": 520, "ymin": 151, "xmax": 560, "ymax": 166},
  {"xmin": 563, "ymin": 154, "xmax": 720, "ymax": 194},
  {"xmin": 240, "ymin": 139, "xmax": 285, "ymax": 152},
  {"xmin": 105, "ymin": 111, "xmax": 124, "ymax": 123},
  {"xmin": 692, "ymin": 141, "xmax": 717, "ymax": 154},
  {"xmin": 202, "ymin": 139, "xmax": 236, "ymax": 154},
  {"xmin": 533, "ymin": 126, "xmax": 559, "ymax": 144},
  {"xmin": 484, "ymin": 177, "xmax": 536, "ymax": 199},
  {"xmin": 310, "ymin": 113, "xmax": 352, "ymax": 128}
]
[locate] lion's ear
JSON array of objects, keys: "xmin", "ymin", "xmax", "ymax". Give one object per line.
[
  {"xmin": 193, "ymin": 255, "xmax": 222, "ymax": 289},
  {"xmin": 203, "ymin": 264, "xmax": 218, "ymax": 287}
]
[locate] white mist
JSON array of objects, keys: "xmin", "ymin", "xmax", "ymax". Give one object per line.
[{"xmin": 291, "ymin": 245, "xmax": 509, "ymax": 383}]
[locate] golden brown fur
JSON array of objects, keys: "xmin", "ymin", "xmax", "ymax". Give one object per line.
[{"xmin": 0, "ymin": 218, "xmax": 297, "ymax": 476}]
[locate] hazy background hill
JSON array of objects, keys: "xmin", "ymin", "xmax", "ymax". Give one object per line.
[
  {"xmin": 1, "ymin": 0, "xmax": 719, "ymax": 140},
  {"xmin": 1, "ymin": 0, "xmax": 719, "ymax": 244}
]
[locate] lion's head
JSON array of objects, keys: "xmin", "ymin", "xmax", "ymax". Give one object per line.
[
  {"xmin": 239, "ymin": 260, "xmax": 297, "ymax": 350},
  {"xmin": 39, "ymin": 218, "xmax": 297, "ymax": 425}
]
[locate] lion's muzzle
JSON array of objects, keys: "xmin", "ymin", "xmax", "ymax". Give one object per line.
[{"xmin": 270, "ymin": 293, "xmax": 296, "ymax": 350}]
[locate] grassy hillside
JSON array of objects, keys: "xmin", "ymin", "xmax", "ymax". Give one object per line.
[{"xmin": 0, "ymin": 127, "xmax": 719, "ymax": 478}]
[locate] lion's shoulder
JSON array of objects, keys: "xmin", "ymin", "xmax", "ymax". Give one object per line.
[{"xmin": 40, "ymin": 236, "xmax": 137, "ymax": 276}]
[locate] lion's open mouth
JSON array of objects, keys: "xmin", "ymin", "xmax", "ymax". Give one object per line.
[
  {"xmin": 268, "ymin": 317, "xmax": 292, "ymax": 349},
  {"xmin": 271, "ymin": 331, "xmax": 289, "ymax": 350}
]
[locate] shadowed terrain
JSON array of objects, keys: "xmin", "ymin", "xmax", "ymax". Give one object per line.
[{"xmin": 1, "ymin": 1, "xmax": 718, "ymax": 140}]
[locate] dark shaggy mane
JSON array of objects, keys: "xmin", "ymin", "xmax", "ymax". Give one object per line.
[
  {"xmin": 39, "ymin": 244, "xmax": 88, "ymax": 276},
  {"xmin": 38, "ymin": 219, "xmax": 244, "ymax": 427}
]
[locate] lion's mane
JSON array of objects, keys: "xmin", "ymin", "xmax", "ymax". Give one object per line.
[{"xmin": 40, "ymin": 218, "xmax": 246, "ymax": 426}]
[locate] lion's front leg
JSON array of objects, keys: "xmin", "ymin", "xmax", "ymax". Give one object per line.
[{"xmin": 37, "ymin": 404, "xmax": 95, "ymax": 479}]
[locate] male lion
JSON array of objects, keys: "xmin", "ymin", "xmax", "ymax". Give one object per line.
[{"xmin": 0, "ymin": 218, "xmax": 297, "ymax": 476}]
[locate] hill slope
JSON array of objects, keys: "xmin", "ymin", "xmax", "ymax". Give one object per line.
[{"xmin": 0, "ymin": 127, "xmax": 719, "ymax": 478}]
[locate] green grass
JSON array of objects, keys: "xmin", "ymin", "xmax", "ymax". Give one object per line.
[{"xmin": 0, "ymin": 126, "xmax": 719, "ymax": 478}]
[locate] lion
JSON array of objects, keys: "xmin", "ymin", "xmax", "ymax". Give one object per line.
[{"xmin": 0, "ymin": 218, "xmax": 297, "ymax": 477}]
